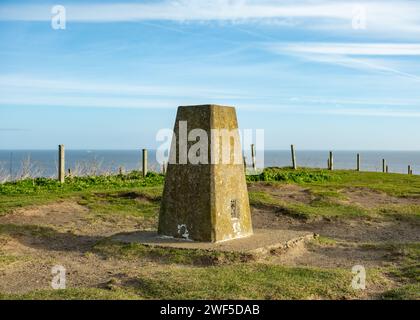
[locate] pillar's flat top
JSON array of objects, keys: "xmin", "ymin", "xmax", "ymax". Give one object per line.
[{"xmin": 178, "ymin": 104, "xmax": 235, "ymax": 110}]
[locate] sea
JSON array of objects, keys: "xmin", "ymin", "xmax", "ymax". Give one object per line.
[{"xmin": 0, "ymin": 150, "xmax": 419, "ymax": 179}]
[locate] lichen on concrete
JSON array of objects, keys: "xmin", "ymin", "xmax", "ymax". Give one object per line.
[{"xmin": 158, "ymin": 104, "xmax": 253, "ymax": 242}]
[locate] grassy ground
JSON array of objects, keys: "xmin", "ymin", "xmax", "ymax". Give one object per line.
[
  {"xmin": 0, "ymin": 168, "xmax": 419, "ymax": 300},
  {"xmin": 248, "ymin": 168, "xmax": 420, "ymax": 220},
  {"xmin": 0, "ymin": 171, "xmax": 164, "ymax": 215},
  {"xmin": 0, "ymin": 265, "xmax": 358, "ymax": 300}
]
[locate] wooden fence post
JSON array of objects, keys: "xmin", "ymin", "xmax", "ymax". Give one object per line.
[
  {"xmin": 142, "ymin": 149, "xmax": 148, "ymax": 177},
  {"xmin": 291, "ymin": 144, "xmax": 297, "ymax": 170},
  {"xmin": 357, "ymin": 153, "xmax": 360, "ymax": 171},
  {"xmin": 382, "ymin": 159, "xmax": 386, "ymax": 173},
  {"xmin": 408, "ymin": 165, "xmax": 412, "ymax": 175},
  {"xmin": 251, "ymin": 144, "xmax": 256, "ymax": 171},
  {"xmin": 58, "ymin": 144, "xmax": 65, "ymax": 183},
  {"xmin": 386, "ymin": 165, "xmax": 389, "ymax": 173},
  {"xmin": 329, "ymin": 151, "xmax": 334, "ymax": 170}
]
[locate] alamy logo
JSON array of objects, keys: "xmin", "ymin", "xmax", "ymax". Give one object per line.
[
  {"xmin": 51, "ymin": 265, "xmax": 66, "ymax": 289},
  {"xmin": 352, "ymin": 5, "xmax": 367, "ymax": 30},
  {"xmin": 351, "ymin": 265, "xmax": 366, "ymax": 290},
  {"xmin": 156, "ymin": 121, "xmax": 264, "ymax": 174},
  {"xmin": 51, "ymin": 5, "xmax": 66, "ymax": 30}
]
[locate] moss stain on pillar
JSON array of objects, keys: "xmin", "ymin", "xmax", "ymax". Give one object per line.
[{"xmin": 158, "ymin": 105, "xmax": 253, "ymax": 242}]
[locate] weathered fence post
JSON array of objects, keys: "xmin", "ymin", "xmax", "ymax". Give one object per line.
[
  {"xmin": 58, "ymin": 144, "xmax": 65, "ymax": 183},
  {"xmin": 382, "ymin": 159, "xmax": 386, "ymax": 173},
  {"xmin": 386, "ymin": 165, "xmax": 389, "ymax": 173},
  {"xmin": 408, "ymin": 165, "xmax": 412, "ymax": 175},
  {"xmin": 142, "ymin": 149, "xmax": 148, "ymax": 177},
  {"xmin": 251, "ymin": 144, "xmax": 256, "ymax": 171},
  {"xmin": 357, "ymin": 153, "xmax": 360, "ymax": 171},
  {"xmin": 243, "ymin": 156, "xmax": 247, "ymax": 173},
  {"xmin": 291, "ymin": 144, "xmax": 297, "ymax": 170},
  {"xmin": 329, "ymin": 151, "xmax": 334, "ymax": 170}
]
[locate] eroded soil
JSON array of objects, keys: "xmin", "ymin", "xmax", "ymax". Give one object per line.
[{"xmin": 0, "ymin": 185, "xmax": 419, "ymax": 298}]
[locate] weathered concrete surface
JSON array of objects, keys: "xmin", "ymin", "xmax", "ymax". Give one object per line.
[
  {"xmin": 113, "ymin": 229, "xmax": 315, "ymax": 257},
  {"xmin": 158, "ymin": 105, "xmax": 253, "ymax": 242}
]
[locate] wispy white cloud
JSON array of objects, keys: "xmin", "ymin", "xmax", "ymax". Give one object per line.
[
  {"xmin": 0, "ymin": 75, "xmax": 251, "ymax": 100},
  {"xmin": 318, "ymin": 108, "xmax": 420, "ymax": 118},
  {"xmin": 270, "ymin": 104, "xmax": 420, "ymax": 118},
  {"xmin": 254, "ymin": 104, "xmax": 420, "ymax": 118},
  {"xmin": 1, "ymin": 0, "xmax": 420, "ymax": 38},
  {"xmin": 287, "ymin": 96, "xmax": 420, "ymax": 108},
  {"xmin": 0, "ymin": 95, "xmax": 175, "ymax": 109},
  {"xmin": 0, "ymin": 74, "xmax": 266, "ymax": 109},
  {"xmin": 0, "ymin": 128, "xmax": 28, "ymax": 132},
  {"xmin": 270, "ymin": 43, "xmax": 420, "ymax": 56},
  {"xmin": 1, "ymin": 74, "xmax": 419, "ymax": 118},
  {"xmin": 0, "ymin": 1, "xmax": 359, "ymax": 21},
  {"xmin": 266, "ymin": 42, "xmax": 420, "ymax": 82},
  {"xmin": 304, "ymin": 53, "xmax": 420, "ymax": 82}
]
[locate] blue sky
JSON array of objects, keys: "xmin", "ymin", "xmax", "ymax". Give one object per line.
[{"xmin": 1, "ymin": 0, "xmax": 420, "ymax": 150}]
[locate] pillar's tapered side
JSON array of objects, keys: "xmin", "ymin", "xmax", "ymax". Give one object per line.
[
  {"xmin": 158, "ymin": 104, "xmax": 253, "ymax": 242},
  {"xmin": 210, "ymin": 106, "xmax": 252, "ymax": 242}
]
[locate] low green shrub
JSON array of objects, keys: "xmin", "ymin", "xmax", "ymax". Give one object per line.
[
  {"xmin": 247, "ymin": 167, "xmax": 333, "ymax": 183},
  {"xmin": 0, "ymin": 171, "xmax": 164, "ymax": 195}
]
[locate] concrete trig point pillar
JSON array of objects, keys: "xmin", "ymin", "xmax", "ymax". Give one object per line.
[{"xmin": 158, "ymin": 105, "xmax": 253, "ymax": 242}]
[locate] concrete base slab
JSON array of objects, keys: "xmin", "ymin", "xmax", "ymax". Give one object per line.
[{"xmin": 112, "ymin": 229, "xmax": 316, "ymax": 257}]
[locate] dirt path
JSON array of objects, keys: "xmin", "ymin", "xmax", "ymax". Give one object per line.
[
  {"xmin": 343, "ymin": 187, "xmax": 420, "ymax": 208},
  {"xmin": 252, "ymin": 207, "xmax": 420, "ymax": 243},
  {"xmin": 0, "ymin": 200, "xmax": 158, "ymax": 294}
]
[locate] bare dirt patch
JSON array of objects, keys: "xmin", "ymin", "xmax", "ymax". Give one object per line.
[
  {"xmin": 343, "ymin": 187, "xmax": 420, "ymax": 208},
  {"xmin": 270, "ymin": 241, "xmax": 392, "ymax": 268},
  {"xmin": 0, "ymin": 200, "xmax": 158, "ymax": 295},
  {"xmin": 0, "ymin": 241, "xmax": 154, "ymax": 294},
  {"xmin": 252, "ymin": 207, "xmax": 420, "ymax": 243},
  {"xmin": 0, "ymin": 201, "xmax": 89, "ymax": 230},
  {"xmin": 248, "ymin": 183, "xmax": 313, "ymax": 204},
  {"xmin": 0, "ymin": 200, "xmax": 155, "ymax": 237}
]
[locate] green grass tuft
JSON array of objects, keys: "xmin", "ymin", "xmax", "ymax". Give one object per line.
[
  {"xmin": 381, "ymin": 284, "xmax": 420, "ymax": 300},
  {"xmin": 0, "ymin": 171, "xmax": 164, "ymax": 196},
  {"xmin": 247, "ymin": 167, "xmax": 333, "ymax": 183},
  {"xmin": 0, "ymin": 288, "xmax": 139, "ymax": 300},
  {"xmin": 129, "ymin": 264, "xmax": 358, "ymax": 300},
  {"xmin": 78, "ymin": 191, "xmax": 160, "ymax": 219},
  {"xmin": 93, "ymin": 240, "xmax": 251, "ymax": 265}
]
